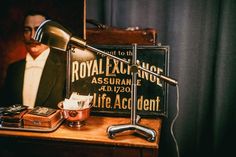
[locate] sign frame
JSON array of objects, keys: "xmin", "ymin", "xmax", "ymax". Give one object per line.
[{"xmin": 68, "ymin": 45, "xmax": 170, "ymax": 117}]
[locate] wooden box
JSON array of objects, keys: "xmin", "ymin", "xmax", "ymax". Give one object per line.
[
  {"xmin": 86, "ymin": 20, "xmax": 158, "ymax": 45},
  {"xmin": 23, "ymin": 110, "xmax": 62, "ymax": 128},
  {"xmin": 87, "ymin": 27, "xmax": 157, "ymax": 45}
]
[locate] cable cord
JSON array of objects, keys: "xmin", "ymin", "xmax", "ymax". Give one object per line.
[{"xmin": 170, "ymin": 84, "xmax": 180, "ymax": 157}]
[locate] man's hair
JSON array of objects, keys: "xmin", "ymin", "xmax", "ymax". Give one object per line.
[{"xmin": 23, "ymin": 10, "xmax": 49, "ymax": 21}]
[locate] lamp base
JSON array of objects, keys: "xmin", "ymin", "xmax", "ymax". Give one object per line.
[{"xmin": 107, "ymin": 123, "xmax": 156, "ymax": 142}]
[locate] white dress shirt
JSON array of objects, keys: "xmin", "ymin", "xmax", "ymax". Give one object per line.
[{"xmin": 23, "ymin": 48, "xmax": 50, "ymax": 109}]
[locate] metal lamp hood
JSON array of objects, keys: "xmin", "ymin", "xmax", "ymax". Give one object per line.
[{"xmin": 34, "ymin": 20, "xmax": 86, "ymax": 51}]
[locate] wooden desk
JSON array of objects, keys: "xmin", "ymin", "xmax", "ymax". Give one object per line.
[{"xmin": 0, "ymin": 116, "xmax": 162, "ymax": 157}]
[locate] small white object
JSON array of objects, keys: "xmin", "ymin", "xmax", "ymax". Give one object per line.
[{"xmin": 63, "ymin": 93, "xmax": 93, "ymax": 110}]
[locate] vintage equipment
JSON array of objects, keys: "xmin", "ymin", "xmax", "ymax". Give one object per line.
[
  {"xmin": 34, "ymin": 20, "xmax": 174, "ymax": 117},
  {"xmin": 34, "ymin": 20, "xmax": 177, "ymax": 142}
]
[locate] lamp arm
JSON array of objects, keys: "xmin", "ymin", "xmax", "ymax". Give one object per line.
[
  {"xmin": 83, "ymin": 43, "xmax": 178, "ymax": 86},
  {"xmin": 138, "ymin": 66, "xmax": 178, "ymax": 86}
]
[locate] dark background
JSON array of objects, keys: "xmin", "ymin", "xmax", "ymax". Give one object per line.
[
  {"xmin": 86, "ymin": 0, "xmax": 236, "ymax": 157},
  {"xmin": 0, "ymin": 0, "xmax": 236, "ymax": 157}
]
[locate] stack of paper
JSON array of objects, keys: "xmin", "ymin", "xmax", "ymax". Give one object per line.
[{"xmin": 63, "ymin": 93, "xmax": 93, "ymax": 110}]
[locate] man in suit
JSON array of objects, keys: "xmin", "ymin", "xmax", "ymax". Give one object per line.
[{"xmin": 0, "ymin": 11, "xmax": 66, "ymax": 109}]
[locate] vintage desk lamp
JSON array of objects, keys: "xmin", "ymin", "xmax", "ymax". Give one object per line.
[{"xmin": 34, "ymin": 20, "xmax": 178, "ymax": 142}]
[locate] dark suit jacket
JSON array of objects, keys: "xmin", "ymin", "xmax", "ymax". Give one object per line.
[{"xmin": 0, "ymin": 49, "xmax": 67, "ymax": 109}]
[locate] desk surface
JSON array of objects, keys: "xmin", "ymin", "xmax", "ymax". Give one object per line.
[{"xmin": 0, "ymin": 116, "xmax": 162, "ymax": 149}]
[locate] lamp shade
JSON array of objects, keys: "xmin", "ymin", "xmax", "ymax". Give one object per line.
[{"xmin": 34, "ymin": 20, "xmax": 72, "ymax": 51}]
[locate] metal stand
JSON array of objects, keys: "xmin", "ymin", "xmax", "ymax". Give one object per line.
[
  {"xmin": 66, "ymin": 46, "xmax": 72, "ymax": 98},
  {"xmin": 106, "ymin": 44, "xmax": 156, "ymax": 142}
]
